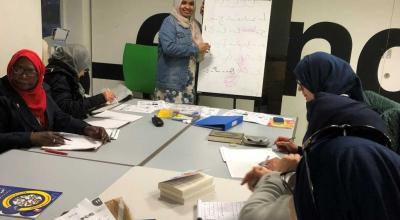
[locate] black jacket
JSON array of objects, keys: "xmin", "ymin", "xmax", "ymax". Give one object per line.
[
  {"xmin": 0, "ymin": 76, "xmax": 88, "ymax": 152},
  {"xmin": 45, "ymin": 59, "xmax": 106, "ymax": 119}
]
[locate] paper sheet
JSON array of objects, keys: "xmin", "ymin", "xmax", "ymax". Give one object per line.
[
  {"xmin": 223, "ymin": 109, "xmax": 271, "ymax": 126},
  {"xmin": 220, "ymin": 147, "xmax": 279, "ymax": 178},
  {"xmin": 86, "ymin": 118, "xmax": 129, "ymax": 129},
  {"xmin": 94, "ymin": 110, "xmax": 142, "ymax": 122},
  {"xmin": 42, "ymin": 133, "xmax": 103, "ymax": 151},
  {"xmin": 113, "ymin": 103, "xmax": 156, "ymax": 113},
  {"xmin": 137, "ymin": 100, "xmax": 167, "ymax": 110},
  {"xmin": 197, "ymin": 199, "xmax": 245, "ymax": 220},
  {"xmin": 112, "ymin": 84, "xmax": 133, "ymax": 102}
]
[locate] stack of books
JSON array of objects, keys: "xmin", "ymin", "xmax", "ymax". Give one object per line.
[
  {"xmin": 207, "ymin": 130, "xmax": 244, "ymax": 144},
  {"xmin": 158, "ymin": 172, "xmax": 214, "ymax": 204}
]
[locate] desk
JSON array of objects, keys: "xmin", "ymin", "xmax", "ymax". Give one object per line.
[
  {"xmin": 0, "ymin": 150, "xmax": 130, "ymax": 220},
  {"xmin": 99, "ymin": 166, "xmax": 251, "ymax": 220},
  {"xmin": 27, "ymin": 113, "xmax": 189, "ymax": 166},
  {"xmin": 146, "ymin": 121, "xmax": 295, "ymax": 178}
]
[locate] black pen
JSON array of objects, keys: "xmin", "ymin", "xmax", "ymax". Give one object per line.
[{"xmin": 62, "ymin": 136, "xmax": 72, "ymax": 141}]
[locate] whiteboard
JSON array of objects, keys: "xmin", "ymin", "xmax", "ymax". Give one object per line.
[{"xmin": 198, "ymin": 0, "xmax": 272, "ymax": 97}]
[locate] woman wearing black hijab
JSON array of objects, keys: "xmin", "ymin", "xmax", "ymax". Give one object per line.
[
  {"xmin": 240, "ymin": 93, "xmax": 390, "ymax": 220},
  {"xmin": 294, "ymin": 92, "xmax": 400, "ymax": 220},
  {"xmin": 276, "ymin": 52, "xmax": 366, "ymax": 152}
]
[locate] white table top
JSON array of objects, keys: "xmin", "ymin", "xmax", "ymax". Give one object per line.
[
  {"xmin": 27, "ymin": 113, "xmax": 189, "ymax": 166},
  {"xmin": 0, "ymin": 150, "xmax": 130, "ymax": 220},
  {"xmin": 100, "ymin": 166, "xmax": 251, "ymax": 220},
  {"xmin": 146, "ymin": 121, "xmax": 295, "ymax": 178}
]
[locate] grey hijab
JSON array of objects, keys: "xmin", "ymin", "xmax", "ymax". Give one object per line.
[{"xmin": 51, "ymin": 44, "xmax": 91, "ymax": 74}]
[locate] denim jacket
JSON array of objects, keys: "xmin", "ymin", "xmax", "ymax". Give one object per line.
[{"xmin": 156, "ymin": 15, "xmax": 199, "ymax": 91}]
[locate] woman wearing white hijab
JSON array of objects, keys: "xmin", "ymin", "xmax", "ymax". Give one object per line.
[{"xmin": 155, "ymin": 0, "xmax": 210, "ymax": 104}]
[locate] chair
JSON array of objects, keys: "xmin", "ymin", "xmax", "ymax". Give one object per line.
[
  {"xmin": 122, "ymin": 43, "xmax": 157, "ymax": 98},
  {"xmin": 364, "ymin": 90, "xmax": 400, "ymax": 154}
]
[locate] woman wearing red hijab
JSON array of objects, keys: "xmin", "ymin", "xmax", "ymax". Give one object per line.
[{"xmin": 0, "ymin": 49, "xmax": 108, "ymax": 151}]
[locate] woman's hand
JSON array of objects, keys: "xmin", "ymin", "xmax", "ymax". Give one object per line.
[
  {"xmin": 274, "ymin": 136, "xmax": 297, "ymax": 153},
  {"xmin": 83, "ymin": 126, "xmax": 110, "ymax": 143},
  {"xmin": 30, "ymin": 132, "xmax": 66, "ymax": 146},
  {"xmin": 102, "ymin": 88, "xmax": 116, "ymax": 103},
  {"xmin": 263, "ymin": 154, "xmax": 301, "ymax": 172},
  {"xmin": 198, "ymin": 42, "xmax": 211, "ymax": 54},
  {"xmin": 241, "ymin": 166, "xmax": 271, "ymax": 191}
]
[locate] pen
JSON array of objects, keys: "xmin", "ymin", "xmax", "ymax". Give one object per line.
[
  {"xmin": 62, "ymin": 136, "xmax": 72, "ymax": 141},
  {"xmin": 258, "ymin": 155, "xmax": 271, "ymax": 167},
  {"xmin": 44, "ymin": 149, "xmax": 68, "ymax": 156}
]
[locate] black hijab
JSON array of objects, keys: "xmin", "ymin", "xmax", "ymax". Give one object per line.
[
  {"xmin": 304, "ymin": 92, "xmax": 387, "ymax": 141},
  {"xmin": 294, "ymin": 52, "xmax": 365, "ymax": 102},
  {"xmin": 294, "ymin": 93, "xmax": 400, "ymax": 220}
]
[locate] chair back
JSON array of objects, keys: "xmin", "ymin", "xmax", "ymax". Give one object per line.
[
  {"xmin": 365, "ymin": 90, "xmax": 400, "ymax": 154},
  {"xmin": 122, "ymin": 43, "xmax": 157, "ymax": 94}
]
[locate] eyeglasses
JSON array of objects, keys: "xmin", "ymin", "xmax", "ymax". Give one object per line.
[
  {"xmin": 12, "ymin": 66, "xmax": 37, "ymax": 77},
  {"xmin": 300, "ymin": 124, "xmax": 391, "ymax": 218}
]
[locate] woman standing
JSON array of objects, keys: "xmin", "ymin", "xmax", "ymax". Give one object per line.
[{"xmin": 155, "ymin": 0, "xmax": 210, "ymax": 104}]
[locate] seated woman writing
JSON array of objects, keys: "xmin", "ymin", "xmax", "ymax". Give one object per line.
[
  {"xmin": 45, "ymin": 44, "xmax": 116, "ymax": 119},
  {"xmin": 0, "ymin": 49, "xmax": 108, "ymax": 152}
]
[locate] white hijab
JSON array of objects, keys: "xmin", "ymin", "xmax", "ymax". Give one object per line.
[{"xmin": 171, "ymin": 0, "xmax": 203, "ymax": 46}]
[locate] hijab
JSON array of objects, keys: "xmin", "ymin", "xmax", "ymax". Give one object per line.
[
  {"xmin": 50, "ymin": 44, "xmax": 91, "ymax": 75},
  {"xmin": 294, "ymin": 93, "xmax": 400, "ymax": 220},
  {"xmin": 7, "ymin": 49, "xmax": 47, "ymax": 126},
  {"xmin": 304, "ymin": 92, "xmax": 387, "ymax": 141},
  {"xmin": 171, "ymin": 0, "xmax": 204, "ymax": 46},
  {"xmin": 294, "ymin": 52, "xmax": 365, "ymax": 102}
]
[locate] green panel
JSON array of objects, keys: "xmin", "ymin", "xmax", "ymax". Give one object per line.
[{"xmin": 123, "ymin": 43, "xmax": 157, "ymax": 94}]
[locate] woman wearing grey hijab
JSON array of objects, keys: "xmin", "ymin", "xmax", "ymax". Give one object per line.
[{"xmin": 45, "ymin": 44, "xmax": 115, "ymax": 119}]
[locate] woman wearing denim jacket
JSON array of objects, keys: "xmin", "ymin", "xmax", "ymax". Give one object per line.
[{"xmin": 155, "ymin": 0, "xmax": 210, "ymax": 104}]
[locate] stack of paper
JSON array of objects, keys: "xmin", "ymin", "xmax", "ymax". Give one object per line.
[
  {"xmin": 220, "ymin": 147, "xmax": 279, "ymax": 178},
  {"xmin": 158, "ymin": 171, "xmax": 214, "ymax": 204}
]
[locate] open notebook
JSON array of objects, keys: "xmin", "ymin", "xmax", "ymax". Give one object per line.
[{"xmin": 42, "ymin": 133, "xmax": 103, "ymax": 151}]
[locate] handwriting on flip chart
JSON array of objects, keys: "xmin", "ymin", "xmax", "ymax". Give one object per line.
[{"xmin": 198, "ymin": 0, "xmax": 272, "ymax": 97}]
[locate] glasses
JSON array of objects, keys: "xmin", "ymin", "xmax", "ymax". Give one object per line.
[
  {"xmin": 300, "ymin": 124, "xmax": 391, "ymax": 218},
  {"xmin": 12, "ymin": 66, "xmax": 37, "ymax": 77}
]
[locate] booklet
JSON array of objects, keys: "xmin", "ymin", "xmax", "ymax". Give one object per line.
[{"xmin": 0, "ymin": 185, "xmax": 62, "ymax": 219}]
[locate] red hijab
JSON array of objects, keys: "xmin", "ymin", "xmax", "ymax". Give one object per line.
[{"xmin": 7, "ymin": 49, "xmax": 47, "ymax": 127}]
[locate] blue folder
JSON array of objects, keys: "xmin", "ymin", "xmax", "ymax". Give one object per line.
[{"xmin": 194, "ymin": 115, "xmax": 243, "ymax": 131}]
